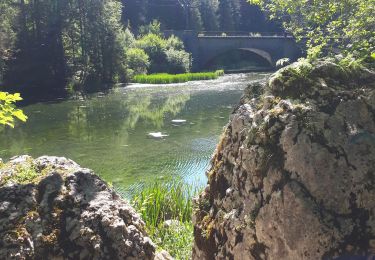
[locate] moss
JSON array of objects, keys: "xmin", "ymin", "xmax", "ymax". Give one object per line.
[
  {"xmin": 52, "ymin": 206, "xmax": 63, "ymax": 219},
  {"xmin": 201, "ymin": 215, "xmax": 215, "ymax": 240},
  {"xmin": 195, "ymin": 196, "xmax": 211, "ymax": 214},
  {"xmin": 26, "ymin": 210, "xmax": 39, "ymax": 220},
  {"xmin": 0, "ymin": 165, "xmax": 37, "ymax": 186},
  {"xmin": 9, "ymin": 226, "xmax": 29, "ymax": 241},
  {"xmin": 40, "ymin": 229, "xmax": 60, "ymax": 246},
  {"xmin": 0, "ymin": 161, "xmax": 57, "ymax": 186},
  {"xmin": 208, "ymin": 160, "xmax": 223, "ymax": 183},
  {"xmin": 268, "ymin": 107, "xmax": 285, "ymax": 118}
]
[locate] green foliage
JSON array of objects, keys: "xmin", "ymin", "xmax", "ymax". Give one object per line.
[
  {"xmin": 134, "ymin": 33, "xmax": 168, "ymax": 69},
  {"xmin": 166, "ymin": 36, "xmax": 185, "ymax": 51},
  {"xmin": 0, "ymin": 92, "xmax": 27, "ymax": 128},
  {"xmin": 126, "ymin": 48, "xmax": 150, "ymax": 75},
  {"xmin": 131, "ymin": 179, "xmax": 198, "ymax": 228},
  {"xmin": 132, "ymin": 70, "xmax": 224, "ymax": 84},
  {"xmin": 153, "ymin": 221, "xmax": 194, "ymax": 260},
  {"xmin": 139, "ymin": 20, "xmax": 162, "ymax": 36},
  {"xmin": 249, "ymin": 0, "xmax": 375, "ymax": 59},
  {"xmin": 0, "ymin": 164, "xmax": 39, "ymax": 186},
  {"xmin": 1, "ymin": 0, "xmax": 130, "ymax": 87},
  {"xmin": 130, "ymin": 179, "xmax": 202, "ymax": 259},
  {"xmin": 0, "ymin": 1, "xmax": 18, "ymax": 82},
  {"xmin": 165, "ymin": 49, "xmax": 191, "ymax": 74},
  {"xmin": 134, "ymin": 31, "xmax": 191, "ymax": 74}
]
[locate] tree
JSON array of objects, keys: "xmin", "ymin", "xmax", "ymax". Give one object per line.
[
  {"xmin": 0, "ymin": 1, "xmax": 18, "ymax": 83},
  {"xmin": 200, "ymin": 0, "xmax": 220, "ymax": 31},
  {"xmin": 249, "ymin": 0, "xmax": 375, "ymax": 59},
  {"xmin": 188, "ymin": 0, "xmax": 204, "ymax": 30},
  {"xmin": 126, "ymin": 48, "xmax": 150, "ymax": 75},
  {"xmin": 2, "ymin": 0, "xmax": 129, "ymax": 89},
  {"xmin": 133, "ymin": 28, "xmax": 191, "ymax": 74}
]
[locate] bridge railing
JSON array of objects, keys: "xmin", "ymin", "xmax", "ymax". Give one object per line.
[{"xmin": 164, "ymin": 30, "xmax": 292, "ymax": 38}]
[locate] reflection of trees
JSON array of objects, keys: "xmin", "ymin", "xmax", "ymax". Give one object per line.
[
  {"xmin": 67, "ymin": 106, "xmax": 90, "ymax": 140},
  {"xmin": 124, "ymin": 92, "xmax": 190, "ymax": 129}
]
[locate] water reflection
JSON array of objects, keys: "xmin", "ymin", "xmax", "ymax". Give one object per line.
[
  {"xmin": 124, "ymin": 92, "xmax": 190, "ymax": 129},
  {"xmin": 0, "ymin": 73, "xmax": 269, "ymax": 192}
]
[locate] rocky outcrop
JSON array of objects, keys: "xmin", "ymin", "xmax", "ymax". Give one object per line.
[
  {"xmin": 192, "ymin": 59, "xmax": 375, "ymax": 259},
  {"xmin": 0, "ymin": 156, "xmax": 161, "ymax": 259}
]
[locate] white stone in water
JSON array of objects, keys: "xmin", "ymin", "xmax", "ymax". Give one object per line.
[
  {"xmin": 147, "ymin": 132, "xmax": 169, "ymax": 138},
  {"xmin": 171, "ymin": 119, "xmax": 187, "ymax": 124}
]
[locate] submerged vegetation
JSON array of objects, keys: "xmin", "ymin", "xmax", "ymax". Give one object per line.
[
  {"xmin": 132, "ymin": 70, "xmax": 225, "ymax": 84},
  {"xmin": 130, "ymin": 179, "xmax": 202, "ymax": 259}
]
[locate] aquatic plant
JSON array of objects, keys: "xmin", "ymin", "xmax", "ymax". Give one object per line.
[{"xmin": 132, "ymin": 70, "xmax": 224, "ymax": 84}]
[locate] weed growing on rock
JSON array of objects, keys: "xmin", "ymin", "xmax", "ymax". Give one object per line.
[
  {"xmin": 130, "ymin": 179, "xmax": 203, "ymax": 260},
  {"xmin": 0, "ymin": 163, "xmax": 40, "ymax": 185}
]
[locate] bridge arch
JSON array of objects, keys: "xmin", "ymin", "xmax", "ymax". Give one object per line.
[
  {"xmin": 166, "ymin": 31, "xmax": 304, "ymax": 71},
  {"xmin": 202, "ymin": 48, "xmax": 274, "ymax": 71}
]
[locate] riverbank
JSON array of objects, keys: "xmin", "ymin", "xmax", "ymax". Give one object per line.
[
  {"xmin": 132, "ymin": 70, "xmax": 224, "ymax": 84},
  {"xmin": 0, "ymin": 156, "xmax": 169, "ymax": 259},
  {"xmin": 0, "ymin": 155, "xmax": 199, "ymax": 259}
]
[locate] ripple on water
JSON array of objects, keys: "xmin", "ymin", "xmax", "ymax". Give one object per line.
[{"xmin": 0, "ymin": 73, "xmax": 270, "ymax": 196}]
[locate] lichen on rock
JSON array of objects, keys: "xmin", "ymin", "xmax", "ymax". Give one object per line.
[
  {"xmin": 0, "ymin": 156, "xmax": 166, "ymax": 260},
  {"xmin": 192, "ymin": 59, "xmax": 375, "ymax": 259}
]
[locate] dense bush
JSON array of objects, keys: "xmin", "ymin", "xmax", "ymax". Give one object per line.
[
  {"xmin": 166, "ymin": 35, "xmax": 185, "ymax": 51},
  {"xmin": 134, "ymin": 34, "xmax": 167, "ymax": 61},
  {"xmin": 165, "ymin": 49, "xmax": 191, "ymax": 74},
  {"xmin": 132, "ymin": 25, "xmax": 191, "ymax": 74},
  {"xmin": 126, "ymin": 48, "xmax": 150, "ymax": 75}
]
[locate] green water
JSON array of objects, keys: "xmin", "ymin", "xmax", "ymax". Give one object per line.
[{"xmin": 0, "ymin": 73, "xmax": 268, "ymax": 192}]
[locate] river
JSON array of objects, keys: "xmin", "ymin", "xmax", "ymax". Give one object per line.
[{"xmin": 0, "ymin": 73, "xmax": 269, "ymax": 194}]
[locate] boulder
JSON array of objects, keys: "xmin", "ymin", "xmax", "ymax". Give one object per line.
[
  {"xmin": 192, "ymin": 59, "xmax": 375, "ymax": 259},
  {"xmin": 0, "ymin": 156, "xmax": 164, "ymax": 260}
]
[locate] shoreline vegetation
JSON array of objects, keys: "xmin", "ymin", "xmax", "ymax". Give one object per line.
[
  {"xmin": 132, "ymin": 70, "xmax": 225, "ymax": 84},
  {"xmin": 122, "ymin": 179, "xmax": 203, "ymax": 259}
]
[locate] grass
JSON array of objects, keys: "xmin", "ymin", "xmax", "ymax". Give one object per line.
[
  {"xmin": 132, "ymin": 70, "xmax": 224, "ymax": 84},
  {"xmin": 123, "ymin": 178, "xmax": 203, "ymax": 259}
]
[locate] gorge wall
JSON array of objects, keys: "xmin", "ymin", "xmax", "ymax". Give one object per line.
[{"xmin": 192, "ymin": 59, "xmax": 375, "ymax": 259}]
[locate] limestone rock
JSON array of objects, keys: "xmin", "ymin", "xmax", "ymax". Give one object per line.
[
  {"xmin": 0, "ymin": 156, "xmax": 165, "ymax": 260},
  {"xmin": 192, "ymin": 59, "xmax": 375, "ymax": 259}
]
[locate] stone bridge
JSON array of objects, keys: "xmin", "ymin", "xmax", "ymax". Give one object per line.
[{"xmin": 164, "ymin": 31, "xmax": 304, "ymax": 71}]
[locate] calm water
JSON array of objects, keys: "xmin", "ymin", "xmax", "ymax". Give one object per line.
[{"xmin": 0, "ymin": 73, "xmax": 268, "ymax": 193}]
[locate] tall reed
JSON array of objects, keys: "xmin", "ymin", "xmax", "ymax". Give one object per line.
[
  {"xmin": 131, "ymin": 179, "xmax": 201, "ymax": 230},
  {"xmin": 132, "ymin": 70, "xmax": 224, "ymax": 84},
  {"xmin": 129, "ymin": 179, "xmax": 203, "ymax": 259}
]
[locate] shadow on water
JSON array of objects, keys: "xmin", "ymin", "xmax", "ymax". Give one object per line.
[
  {"xmin": 1, "ymin": 76, "xmax": 121, "ymax": 106},
  {"xmin": 205, "ymin": 49, "xmax": 274, "ymax": 72}
]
